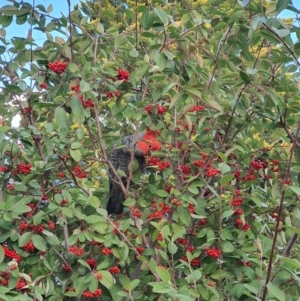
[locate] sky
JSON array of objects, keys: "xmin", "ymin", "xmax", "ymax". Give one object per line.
[
  {"xmin": 5, "ymin": 0, "xmax": 80, "ymax": 42},
  {"xmin": 3, "ymin": 0, "xmax": 298, "ymax": 42}
]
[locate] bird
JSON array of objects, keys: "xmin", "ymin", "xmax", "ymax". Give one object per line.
[{"xmin": 107, "ymin": 128, "xmax": 161, "ymax": 215}]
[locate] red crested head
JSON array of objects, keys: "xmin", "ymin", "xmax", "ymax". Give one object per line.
[
  {"xmin": 151, "ymin": 140, "xmax": 161, "ymax": 151},
  {"xmin": 137, "ymin": 129, "xmax": 161, "ymax": 155}
]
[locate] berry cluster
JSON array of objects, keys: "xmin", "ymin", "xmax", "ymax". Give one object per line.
[
  {"xmin": 16, "ymin": 163, "xmax": 32, "ymax": 175},
  {"xmin": 69, "ymin": 246, "xmax": 84, "ymax": 256},
  {"xmin": 147, "ymin": 157, "xmax": 170, "ymax": 170},
  {"xmin": 56, "ymin": 172, "xmax": 65, "ymax": 178},
  {"xmin": 206, "ymin": 247, "xmax": 221, "ymax": 259},
  {"xmin": 186, "ymin": 246, "xmax": 196, "ymax": 253},
  {"xmin": 171, "ymin": 198, "xmax": 182, "ymax": 206},
  {"xmin": 63, "ymin": 263, "xmax": 72, "ymax": 272},
  {"xmin": 82, "ymin": 98, "xmax": 95, "ymax": 108},
  {"xmin": 205, "ymin": 168, "xmax": 220, "ymax": 177},
  {"xmin": 71, "ymin": 84, "xmax": 80, "ymax": 92},
  {"xmin": 101, "ymin": 247, "xmax": 113, "ymax": 256},
  {"xmin": 198, "ymin": 219, "xmax": 207, "ymax": 226},
  {"xmin": 83, "ymin": 289, "xmax": 102, "ymax": 298},
  {"xmin": 189, "ymin": 105, "xmax": 205, "ymax": 112},
  {"xmin": 16, "ymin": 278, "xmax": 26, "ymax": 290},
  {"xmin": 7, "ymin": 184, "xmax": 14, "ymax": 190},
  {"xmin": 23, "ymin": 241, "xmax": 35, "ymax": 253},
  {"xmin": 235, "ymin": 219, "xmax": 251, "ymax": 231},
  {"xmin": 0, "ymin": 165, "xmax": 8, "ymax": 172},
  {"xmin": 25, "ymin": 203, "xmax": 36, "ymax": 218},
  {"xmin": 41, "ymin": 194, "xmax": 48, "ymax": 200},
  {"xmin": 234, "ymin": 209, "xmax": 244, "ymax": 215},
  {"xmin": 117, "ymin": 69, "xmax": 129, "ymax": 81},
  {"xmin": 93, "ymin": 271, "xmax": 103, "ymax": 280},
  {"xmin": 86, "ymin": 258, "xmax": 97, "ymax": 269},
  {"xmin": 18, "ymin": 221, "xmax": 28, "ymax": 231},
  {"xmin": 106, "ymin": 90, "xmax": 121, "ymax": 98},
  {"xmin": 40, "ymin": 83, "xmax": 47, "ymax": 89},
  {"xmin": 132, "ymin": 208, "xmax": 142, "ymax": 218},
  {"xmin": 24, "ymin": 107, "xmax": 32, "ymax": 114},
  {"xmin": 188, "ymin": 203, "xmax": 195, "ymax": 214},
  {"xmin": 61, "ymin": 199, "xmax": 68, "ymax": 206},
  {"xmin": 243, "ymin": 170, "xmax": 256, "ymax": 181},
  {"xmin": 165, "ymin": 185, "xmax": 174, "ymax": 193},
  {"xmin": 135, "ymin": 246, "xmax": 145, "ymax": 254},
  {"xmin": 145, "ymin": 104, "xmax": 167, "ymax": 115},
  {"xmin": 177, "ymin": 238, "xmax": 188, "ymax": 245},
  {"xmin": 178, "ymin": 165, "xmax": 191, "ymax": 175},
  {"xmin": 73, "ymin": 166, "xmax": 88, "ymax": 178},
  {"xmin": 29, "ymin": 224, "xmax": 44, "ymax": 233},
  {"xmin": 0, "ymin": 271, "xmax": 10, "ymax": 286},
  {"xmin": 2, "ymin": 245, "xmax": 22, "ymax": 262},
  {"xmin": 113, "ymin": 222, "xmax": 120, "ymax": 235},
  {"xmin": 49, "ymin": 221, "xmax": 55, "ymax": 230},
  {"xmin": 48, "ymin": 61, "xmax": 68, "ymax": 74},
  {"xmin": 250, "ymin": 160, "xmax": 267, "ymax": 170},
  {"xmin": 180, "ymin": 256, "xmax": 200, "ymax": 267},
  {"xmin": 109, "ymin": 266, "xmax": 121, "ymax": 274},
  {"xmin": 270, "ymin": 212, "xmax": 282, "ymax": 221},
  {"xmin": 148, "ymin": 202, "xmax": 171, "ymax": 219},
  {"xmin": 232, "ymin": 196, "xmax": 243, "ymax": 206}
]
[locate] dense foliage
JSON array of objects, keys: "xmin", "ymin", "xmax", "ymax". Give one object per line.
[{"xmin": 0, "ymin": 0, "xmax": 300, "ymax": 300}]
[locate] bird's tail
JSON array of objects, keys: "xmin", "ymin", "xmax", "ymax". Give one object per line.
[{"xmin": 106, "ymin": 181, "xmax": 126, "ymax": 215}]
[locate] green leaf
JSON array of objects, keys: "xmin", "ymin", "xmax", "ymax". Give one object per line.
[
  {"xmin": 154, "ymin": 8, "xmax": 168, "ymax": 24},
  {"xmin": 276, "ymin": 0, "xmax": 289, "ymax": 13},
  {"xmin": 156, "ymin": 190, "xmax": 169, "ymax": 197},
  {"xmin": 70, "ymin": 149, "xmax": 81, "ymax": 162},
  {"xmin": 89, "ymin": 196, "xmax": 100, "ymax": 208},
  {"xmin": 47, "ymin": 4, "xmax": 53, "ymax": 13},
  {"xmin": 141, "ymin": 7, "xmax": 149, "ymax": 29},
  {"xmin": 222, "ymin": 210, "xmax": 234, "ymax": 219},
  {"xmin": 0, "ymin": 5, "xmax": 18, "ymax": 16},
  {"xmin": 218, "ymin": 163, "xmax": 231, "ymax": 174},
  {"xmin": 168, "ymin": 242, "xmax": 178, "ymax": 255},
  {"xmin": 188, "ymin": 186, "xmax": 199, "ymax": 195},
  {"xmin": 99, "ymin": 271, "xmax": 114, "ymax": 288},
  {"xmin": 44, "ymin": 234, "xmax": 60, "ymax": 246},
  {"xmin": 78, "ymin": 259, "xmax": 91, "ymax": 270},
  {"xmin": 286, "ymin": 185, "xmax": 300, "ymax": 195},
  {"xmin": 240, "ymin": 71, "xmax": 250, "ymax": 83},
  {"xmin": 80, "ymin": 80, "xmax": 91, "ymax": 92},
  {"xmin": 221, "ymin": 241, "xmax": 235, "ymax": 253},
  {"xmin": 220, "ymin": 174, "xmax": 234, "ymax": 185},
  {"xmin": 61, "ymin": 207, "xmax": 73, "ymax": 218},
  {"xmin": 32, "ymin": 234, "xmax": 46, "ymax": 251},
  {"xmin": 71, "ymin": 96, "xmax": 85, "ymax": 125},
  {"xmin": 69, "ymin": 63, "xmax": 78, "ymax": 72},
  {"xmin": 154, "ymin": 53, "xmax": 168, "ymax": 71},
  {"xmin": 177, "ymin": 206, "xmax": 191, "ymax": 226},
  {"xmin": 128, "ymin": 279, "xmax": 140, "ymax": 291},
  {"xmin": 129, "ymin": 49, "xmax": 139, "ymax": 57},
  {"xmin": 243, "ymin": 283, "xmax": 259, "ymax": 295},
  {"xmin": 149, "ymin": 282, "xmax": 172, "ymax": 293},
  {"xmin": 55, "ymin": 107, "xmax": 67, "ymax": 128},
  {"xmin": 71, "ymin": 142, "xmax": 82, "ymax": 149},
  {"xmin": 156, "ymin": 266, "xmax": 171, "ymax": 283},
  {"xmin": 267, "ymin": 283, "xmax": 285, "ymax": 301}
]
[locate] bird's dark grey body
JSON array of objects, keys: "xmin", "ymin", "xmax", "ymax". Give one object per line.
[{"xmin": 107, "ymin": 132, "xmax": 146, "ymax": 215}]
